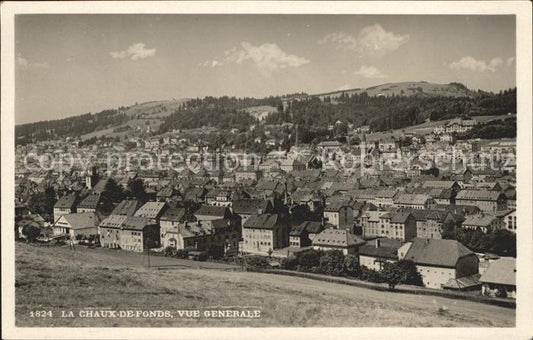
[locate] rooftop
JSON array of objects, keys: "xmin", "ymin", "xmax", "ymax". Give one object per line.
[
  {"xmin": 403, "ymin": 238, "xmax": 475, "ymax": 268},
  {"xmin": 313, "ymin": 229, "xmax": 365, "ymax": 248},
  {"xmin": 134, "ymin": 202, "xmax": 168, "ymax": 219},
  {"xmin": 479, "ymin": 257, "xmax": 516, "ymax": 286}
]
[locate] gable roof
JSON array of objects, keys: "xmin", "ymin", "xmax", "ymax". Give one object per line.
[
  {"xmin": 54, "ymin": 193, "xmax": 77, "ymax": 209},
  {"xmin": 389, "ymin": 212, "xmax": 413, "ymax": 224},
  {"xmin": 358, "ymin": 243, "xmax": 399, "ymax": 259},
  {"xmin": 290, "ymin": 221, "xmax": 324, "ymax": 236},
  {"xmin": 279, "ymin": 158, "xmax": 305, "ymax": 167},
  {"xmin": 134, "ymin": 202, "xmax": 167, "ymax": 219},
  {"xmin": 111, "ymin": 200, "xmax": 141, "ymax": 216},
  {"xmin": 313, "ymin": 229, "xmax": 365, "ymax": 248},
  {"xmin": 422, "ymin": 181, "xmax": 458, "ymax": 189},
  {"xmin": 194, "ymin": 205, "xmax": 230, "ymax": 218},
  {"xmin": 184, "ymin": 187, "xmax": 206, "ymax": 200},
  {"xmin": 77, "ymin": 193, "xmax": 101, "ymax": 210},
  {"xmin": 59, "ymin": 213, "xmax": 97, "ymax": 229},
  {"xmin": 100, "ymin": 214, "xmax": 128, "ymax": 228},
  {"xmin": 92, "ymin": 178, "xmax": 109, "ymax": 194},
  {"xmin": 352, "ymin": 189, "xmax": 378, "ymax": 200},
  {"xmin": 504, "ymin": 189, "xmax": 516, "ymax": 200},
  {"xmin": 403, "ymin": 238, "xmax": 474, "ymax": 268},
  {"xmin": 479, "ymin": 257, "xmax": 516, "ymax": 286},
  {"xmin": 462, "ymin": 214, "xmax": 497, "ymax": 227},
  {"xmin": 394, "ymin": 194, "xmax": 430, "ymax": 206},
  {"xmin": 324, "ymin": 201, "xmax": 350, "ymax": 212},
  {"xmin": 456, "ymin": 190, "xmax": 502, "ymax": 201},
  {"xmin": 243, "ymin": 213, "xmax": 280, "ymax": 230},
  {"xmin": 232, "ymin": 199, "xmax": 271, "ymax": 215},
  {"xmin": 376, "ymin": 189, "xmax": 398, "ymax": 198},
  {"xmin": 436, "ymin": 204, "xmax": 482, "ymax": 216},
  {"xmin": 157, "ymin": 186, "xmax": 175, "ymax": 198},
  {"xmin": 122, "ymin": 216, "xmax": 154, "ymax": 230},
  {"xmin": 160, "ymin": 207, "xmax": 186, "ymax": 222}
]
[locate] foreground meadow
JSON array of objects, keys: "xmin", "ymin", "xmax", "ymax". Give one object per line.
[{"xmin": 15, "ymin": 243, "xmax": 514, "ymax": 327}]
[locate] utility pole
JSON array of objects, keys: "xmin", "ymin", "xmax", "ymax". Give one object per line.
[{"xmin": 144, "ymin": 236, "xmax": 151, "ymax": 268}]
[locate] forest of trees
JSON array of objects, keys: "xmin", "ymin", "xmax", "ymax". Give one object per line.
[
  {"xmin": 456, "ymin": 116, "xmax": 517, "ymax": 140},
  {"xmin": 16, "ymin": 108, "xmax": 129, "ymax": 145},
  {"xmin": 16, "ymin": 86, "xmax": 516, "ymax": 145},
  {"xmin": 159, "ymin": 96, "xmax": 282, "ymax": 133},
  {"xmin": 266, "ymin": 88, "xmax": 516, "ymax": 133}
]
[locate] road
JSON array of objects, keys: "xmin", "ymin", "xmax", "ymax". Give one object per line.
[{"xmin": 72, "ymin": 245, "xmax": 241, "ymax": 270}]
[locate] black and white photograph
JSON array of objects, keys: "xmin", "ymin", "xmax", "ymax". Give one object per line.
[{"xmin": 1, "ymin": 1, "xmax": 532, "ymax": 339}]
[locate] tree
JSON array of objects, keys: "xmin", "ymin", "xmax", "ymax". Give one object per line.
[
  {"xmin": 381, "ymin": 260, "xmax": 423, "ymax": 290},
  {"xmin": 395, "ymin": 260, "xmax": 424, "ymax": 286},
  {"xmin": 489, "ymin": 229, "xmax": 516, "ymax": 257},
  {"xmin": 343, "ymin": 254, "xmax": 361, "ymax": 277},
  {"xmin": 102, "ymin": 178, "xmax": 126, "ymax": 203},
  {"xmin": 290, "ymin": 204, "xmax": 317, "ymax": 225},
  {"xmin": 27, "ymin": 189, "xmax": 56, "ymax": 221},
  {"xmin": 295, "ymin": 249, "xmax": 322, "ymax": 272},
  {"xmin": 126, "ymin": 178, "xmax": 147, "ymax": 203},
  {"xmin": 335, "ymin": 121, "xmax": 348, "ymax": 136},
  {"xmin": 21, "ymin": 224, "xmax": 41, "ymax": 242},
  {"xmin": 243, "ymin": 255, "xmax": 270, "ymax": 270},
  {"xmin": 441, "ymin": 219, "xmax": 457, "ymax": 240},
  {"xmin": 280, "ymin": 255, "xmax": 298, "ymax": 270},
  {"xmin": 318, "ymin": 250, "xmax": 345, "ymax": 276},
  {"xmin": 179, "ymin": 200, "xmax": 202, "ymax": 220},
  {"xmin": 381, "ymin": 262, "xmax": 404, "ymax": 290}
]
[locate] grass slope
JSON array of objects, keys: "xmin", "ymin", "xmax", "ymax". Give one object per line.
[
  {"xmin": 364, "ymin": 114, "xmax": 514, "ymax": 141},
  {"xmin": 315, "ymin": 81, "xmax": 477, "ymax": 99},
  {"xmin": 15, "ymin": 243, "xmax": 514, "ymax": 327}
]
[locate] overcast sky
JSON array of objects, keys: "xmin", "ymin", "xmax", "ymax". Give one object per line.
[{"xmin": 15, "ymin": 15, "xmax": 515, "ymax": 124}]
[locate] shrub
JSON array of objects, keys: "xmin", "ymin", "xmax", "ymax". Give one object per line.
[
  {"xmin": 318, "ymin": 250, "xmax": 345, "ymax": 276},
  {"xmin": 280, "ymin": 255, "xmax": 298, "ymax": 270},
  {"xmin": 295, "ymin": 249, "xmax": 322, "ymax": 272},
  {"xmin": 495, "ymin": 285, "xmax": 508, "ymax": 298},
  {"xmin": 207, "ymin": 245, "xmax": 224, "ymax": 259},
  {"xmin": 163, "ymin": 246, "xmax": 177, "ymax": 257},
  {"xmin": 381, "ymin": 262, "xmax": 405, "ymax": 290},
  {"xmin": 193, "ymin": 252, "xmax": 208, "ymax": 261},
  {"xmin": 343, "ymin": 254, "xmax": 361, "ymax": 278},
  {"xmin": 381, "ymin": 260, "xmax": 424, "ymax": 290},
  {"xmin": 395, "ymin": 260, "xmax": 424, "ymax": 286},
  {"xmin": 21, "ymin": 225, "xmax": 41, "ymax": 242},
  {"xmin": 360, "ymin": 267, "xmax": 385, "ymax": 283},
  {"xmin": 244, "ymin": 255, "xmax": 270, "ymax": 270},
  {"xmin": 175, "ymin": 249, "xmax": 188, "ymax": 259}
]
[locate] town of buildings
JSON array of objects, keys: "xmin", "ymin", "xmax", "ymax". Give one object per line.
[{"xmin": 15, "ymin": 113, "xmax": 517, "ymax": 299}]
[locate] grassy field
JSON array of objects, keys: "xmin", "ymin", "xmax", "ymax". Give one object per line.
[
  {"xmin": 365, "ymin": 114, "xmax": 515, "ymax": 141},
  {"xmin": 15, "ymin": 243, "xmax": 514, "ymax": 327}
]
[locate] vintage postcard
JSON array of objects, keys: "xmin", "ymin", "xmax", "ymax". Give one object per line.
[{"xmin": 1, "ymin": 1, "xmax": 532, "ymax": 339}]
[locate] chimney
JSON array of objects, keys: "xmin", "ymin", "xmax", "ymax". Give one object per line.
[
  {"xmin": 375, "ymin": 238, "xmax": 381, "ymax": 248},
  {"xmin": 321, "ymin": 217, "xmax": 325, "ymax": 227},
  {"xmin": 257, "ymin": 208, "xmax": 263, "ymax": 215}
]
